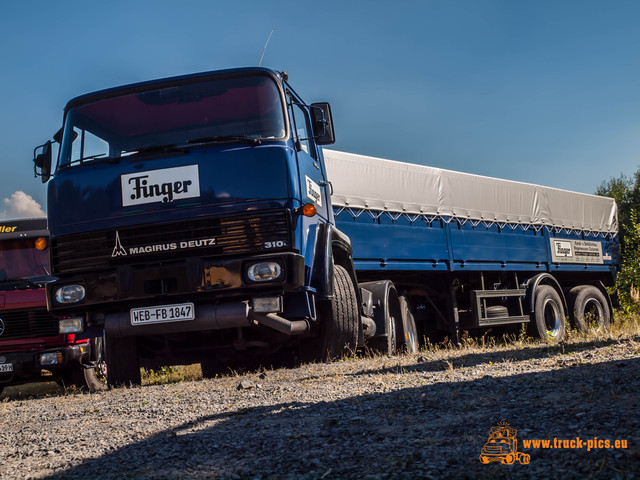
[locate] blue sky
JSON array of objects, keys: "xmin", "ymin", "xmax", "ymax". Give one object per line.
[{"xmin": 1, "ymin": 0, "xmax": 639, "ymax": 218}]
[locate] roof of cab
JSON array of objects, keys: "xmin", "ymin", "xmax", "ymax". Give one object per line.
[{"xmin": 64, "ymin": 67, "xmax": 283, "ymax": 111}]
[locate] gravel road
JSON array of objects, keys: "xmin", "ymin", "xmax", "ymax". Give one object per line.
[{"xmin": 1, "ymin": 335, "xmax": 638, "ymax": 480}]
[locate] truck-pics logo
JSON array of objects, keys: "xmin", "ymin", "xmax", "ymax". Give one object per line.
[
  {"xmin": 121, "ymin": 165, "xmax": 201, "ymax": 207},
  {"xmin": 479, "ymin": 422, "xmax": 530, "ymax": 465},
  {"xmin": 111, "ymin": 231, "xmax": 216, "ymax": 258}
]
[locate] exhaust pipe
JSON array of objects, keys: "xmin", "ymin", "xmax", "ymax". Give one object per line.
[{"xmin": 251, "ymin": 312, "xmax": 309, "ymax": 335}]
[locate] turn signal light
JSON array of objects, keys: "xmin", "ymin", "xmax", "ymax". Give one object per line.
[
  {"xmin": 302, "ymin": 203, "xmax": 317, "ymax": 217},
  {"xmin": 35, "ymin": 237, "xmax": 48, "ymax": 251}
]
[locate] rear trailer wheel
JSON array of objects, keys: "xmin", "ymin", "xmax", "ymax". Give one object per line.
[
  {"xmin": 308, "ymin": 264, "xmax": 359, "ymax": 361},
  {"xmin": 399, "ymin": 296, "xmax": 419, "ymax": 353},
  {"xmin": 105, "ymin": 335, "xmax": 141, "ymax": 387},
  {"xmin": 530, "ymin": 285, "xmax": 566, "ymax": 342},
  {"xmin": 569, "ymin": 285, "xmax": 610, "ymax": 332}
]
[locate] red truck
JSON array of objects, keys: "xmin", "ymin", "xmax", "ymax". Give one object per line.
[{"xmin": 0, "ymin": 218, "xmax": 105, "ymax": 394}]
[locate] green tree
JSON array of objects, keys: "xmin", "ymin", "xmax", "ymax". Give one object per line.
[{"xmin": 597, "ymin": 169, "xmax": 640, "ymax": 309}]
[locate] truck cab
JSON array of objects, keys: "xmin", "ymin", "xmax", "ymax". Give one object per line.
[
  {"xmin": 34, "ymin": 68, "xmax": 360, "ymax": 386},
  {"xmin": 0, "ymin": 218, "xmax": 105, "ymax": 394}
]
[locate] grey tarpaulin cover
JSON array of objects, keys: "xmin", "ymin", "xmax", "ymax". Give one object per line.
[{"xmin": 323, "ymin": 150, "xmax": 618, "ymax": 234}]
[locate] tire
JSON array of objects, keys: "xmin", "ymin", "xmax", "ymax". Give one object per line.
[
  {"xmin": 59, "ymin": 337, "xmax": 107, "ymax": 392},
  {"xmin": 502, "ymin": 453, "xmax": 516, "ymax": 465},
  {"xmin": 569, "ymin": 285, "xmax": 610, "ymax": 332},
  {"xmin": 368, "ymin": 284, "xmax": 402, "ymax": 355},
  {"xmin": 479, "ymin": 455, "xmax": 490, "ymax": 464},
  {"xmin": 105, "ymin": 335, "xmax": 141, "ymax": 387},
  {"xmin": 66, "ymin": 365, "xmax": 107, "ymax": 392},
  {"xmin": 399, "ymin": 296, "xmax": 419, "ymax": 353},
  {"xmin": 307, "ymin": 264, "xmax": 359, "ymax": 361},
  {"xmin": 529, "ymin": 285, "xmax": 566, "ymax": 342}
]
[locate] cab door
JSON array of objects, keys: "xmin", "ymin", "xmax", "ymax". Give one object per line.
[{"xmin": 287, "ymin": 91, "xmax": 329, "ymax": 221}]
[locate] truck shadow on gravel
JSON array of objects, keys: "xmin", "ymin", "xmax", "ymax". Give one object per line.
[{"xmin": 42, "ymin": 355, "xmax": 639, "ymax": 480}]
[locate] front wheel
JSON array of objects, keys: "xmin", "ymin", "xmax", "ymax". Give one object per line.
[
  {"xmin": 60, "ymin": 337, "xmax": 107, "ymax": 392},
  {"xmin": 529, "ymin": 285, "xmax": 566, "ymax": 342},
  {"xmin": 305, "ymin": 264, "xmax": 359, "ymax": 362}
]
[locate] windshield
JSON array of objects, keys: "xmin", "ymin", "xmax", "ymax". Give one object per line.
[
  {"xmin": 0, "ymin": 238, "xmax": 50, "ymax": 282},
  {"xmin": 58, "ymin": 73, "xmax": 286, "ymax": 167}
]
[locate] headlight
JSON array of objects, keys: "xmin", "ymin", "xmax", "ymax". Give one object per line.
[
  {"xmin": 59, "ymin": 317, "xmax": 84, "ymax": 334},
  {"xmin": 55, "ymin": 284, "xmax": 86, "ymax": 304},
  {"xmin": 246, "ymin": 261, "xmax": 283, "ymax": 282},
  {"xmin": 40, "ymin": 352, "xmax": 63, "ymax": 365}
]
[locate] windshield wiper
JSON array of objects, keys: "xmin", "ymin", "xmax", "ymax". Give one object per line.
[
  {"xmin": 186, "ymin": 136, "xmax": 262, "ymax": 146},
  {"xmin": 0, "ymin": 278, "xmax": 44, "ymax": 291},
  {"xmin": 8, "ymin": 275, "xmax": 55, "ymax": 290},
  {"xmin": 122, "ymin": 143, "xmax": 189, "ymax": 158}
]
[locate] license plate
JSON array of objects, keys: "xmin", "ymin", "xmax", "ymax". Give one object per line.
[
  {"xmin": 130, "ymin": 303, "xmax": 195, "ymax": 325},
  {"xmin": 0, "ymin": 363, "xmax": 13, "ymax": 373}
]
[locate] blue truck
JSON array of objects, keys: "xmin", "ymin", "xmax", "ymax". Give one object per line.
[{"xmin": 32, "ymin": 67, "xmax": 619, "ymax": 386}]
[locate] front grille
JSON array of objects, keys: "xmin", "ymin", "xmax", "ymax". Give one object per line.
[
  {"xmin": 0, "ymin": 308, "xmax": 59, "ymax": 340},
  {"xmin": 51, "ymin": 210, "xmax": 292, "ymax": 275}
]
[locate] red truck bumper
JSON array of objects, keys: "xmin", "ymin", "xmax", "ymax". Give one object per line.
[{"xmin": 0, "ymin": 343, "xmax": 89, "ymax": 387}]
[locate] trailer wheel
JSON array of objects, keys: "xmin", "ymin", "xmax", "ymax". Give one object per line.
[
  {"xmin": 569, "ymin": 285, "xmax": 610, "ymax": 332},
  {"xmin": 399, "ymin": 296, "xmax": 419, "ymax": 353},
  {"xmin": 530, "ymin": 285, "xmax": 566, "ymax": 342},
  {"xmin": 105, "ymin": 335, "xmax": 141, "ymax": 387},
  {"xmin": 306, "ymin": 264, "xmax": 359, "ymax": 361}
]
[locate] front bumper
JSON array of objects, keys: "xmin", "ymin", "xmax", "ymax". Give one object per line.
[
  {"xmin": 47, "ymin": 252, "xmax": 306, "ymax": 313},
  {"xmin": 102, "ymin": 301, "xmax": 310, "ymax": 338},
  {"xmin": 0, "ymin": 344, "xmax": 89, "ymax": 386}
]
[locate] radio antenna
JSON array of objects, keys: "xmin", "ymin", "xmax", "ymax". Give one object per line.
[{"xmin": 258, "ymin": 29, "xmax": 275, "ymax": 67}]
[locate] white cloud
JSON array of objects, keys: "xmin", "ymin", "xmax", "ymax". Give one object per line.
[{"xmin": 0, "ymin": 191, "xmax": 45, "ymax": 220}]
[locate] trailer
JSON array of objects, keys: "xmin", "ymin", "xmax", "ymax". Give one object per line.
[
  {"xmin": 32, "ymin": 67, "xmax": 619, "ymax": 386},
  {"xmin": 325, "ymin": 150, "xmax": 618, "ymax": 344}
]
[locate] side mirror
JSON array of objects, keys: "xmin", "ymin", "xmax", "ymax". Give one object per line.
[
  {"xmin": 34, "ymin": 140, "xmax": 52, "ymax": 183},
  {"xmin": 310, "ymin": 102, "xmax": 335, "ymax": 145}
]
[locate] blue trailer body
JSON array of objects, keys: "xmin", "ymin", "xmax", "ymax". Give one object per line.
[
  {"xmin": 33, "ymin": 66, "xmax": 619, "ymax": 385},
  {"xmin": 335, "ymin": 210, "xmax": 618, "ymax": 275}
]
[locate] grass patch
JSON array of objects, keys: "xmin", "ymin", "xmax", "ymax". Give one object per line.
[{"xmin": 141, "ymin": 364, "xmax": 203, "ymax": 385}]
